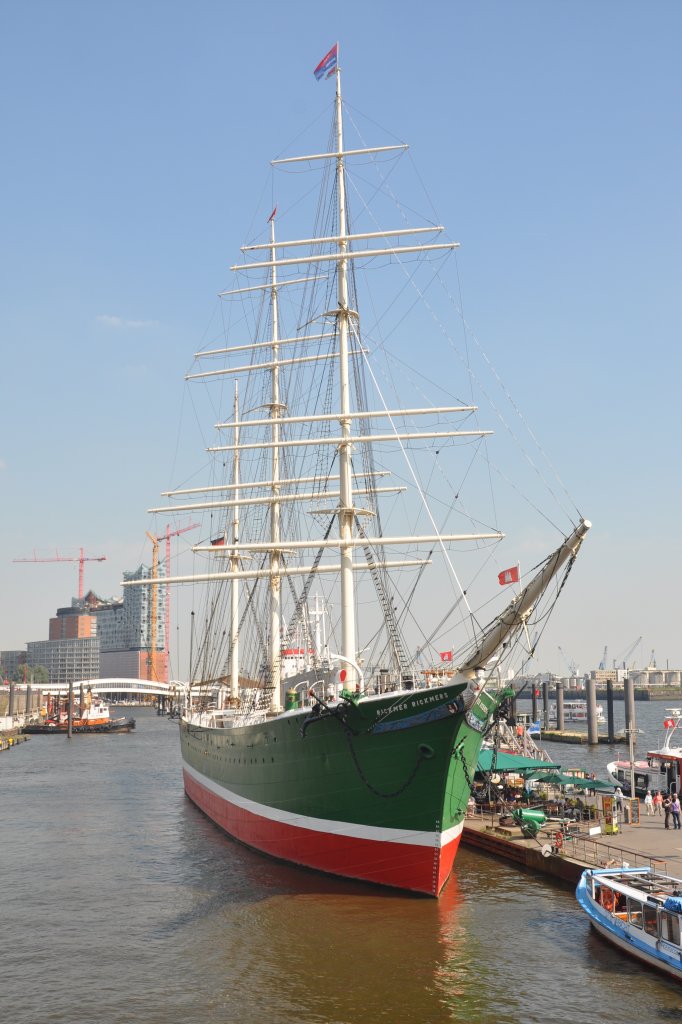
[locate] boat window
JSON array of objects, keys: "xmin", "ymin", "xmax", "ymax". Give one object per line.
[
  {"xmin": 627, "ymin": 898, "xmax": 643, "ymax": 928},
  {"xmin": 599, "ymin": 886, "xmax": 615, "ymax": 911},
  {"xmin": 660, "ymin": 911, "xmax": 681, "ymax": 946},
  {"xmin": 613, "ymin": 892, "xmax": 627, "ymax": 917},
  {"xmin": 643, "ymin": 904, "xmax": 658, "ymax": 937}
]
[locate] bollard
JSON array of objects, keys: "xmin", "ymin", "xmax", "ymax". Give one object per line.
[
  {"xmin": 586, "ymin": 676, "xmax": 599, "ymax": 744},
  {"xmin": 606, "ymin": 679, "xmax": 615, "ymax": 743},
  {"xmin": 555, "ymin": 680, "xmax": 565, "ymax": 731}
]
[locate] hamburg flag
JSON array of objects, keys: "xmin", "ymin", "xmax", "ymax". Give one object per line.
[
  {"xmin": 440, "ymin": 651, "xmax": 453, "ymax": 662},
  {"xmin": 664, "ymin": 718, "xmax": 675, "ymax": 729},
  {"xmin": 313, "ymin": 43, "xmax": 338, "ymax": 80},
  {"xmin": 498, "ymin": 565, "xmax": 520, "ymax": 586}
]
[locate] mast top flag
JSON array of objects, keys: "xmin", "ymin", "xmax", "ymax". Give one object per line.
[{"xmin": 313, "ymin": 43, "xmax": 339, "ymax": 81}]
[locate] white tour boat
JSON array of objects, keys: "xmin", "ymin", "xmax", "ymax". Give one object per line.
[
  {"xmin": 577, "ymin": 866, "xmax": 682, "ymax": 980},
  {"xmin": 550, "ymin": 699, "xmax": 605, "ymax": 725}
]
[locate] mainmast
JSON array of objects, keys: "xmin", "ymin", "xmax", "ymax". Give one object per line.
[
  {"xmin": 229, "ymin": 382, "xmax": 240, "ymax": 701},
  {"xmin": 333, "ymin": 57, "xmax": 358, "ymax": 688},
  {"xmin": 269, "ymin": 214, "xmax": 283, "ymax": 710},
  {"xmin": 142, "ymin": 55, "xmax": 495, "ymax": 687}
]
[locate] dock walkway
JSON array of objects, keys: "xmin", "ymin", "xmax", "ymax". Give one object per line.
[{"xmin": 463, "ymin": 809, "xmax": 682, "ymax": 885}]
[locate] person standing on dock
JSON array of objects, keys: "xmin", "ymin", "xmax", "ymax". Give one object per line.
[
  {"xmin": 644, "ymin": 790, "xmax": 654, "ymax": 816},
  {"xmin": 663, "ymin": 793, "xmax": 672, "ymax": 829},
  {"xmin": 672, "ymin": 794, "xmax": 681, "ymax": 830},
  {"xmin": 654, "ymin": 790, "xmax": 663, "ymax": 815},
  {"xmin": 615, "ymin": 787, "xmax": 624, "ymax": 815}
]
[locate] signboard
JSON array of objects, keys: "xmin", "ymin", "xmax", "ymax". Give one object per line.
[{"xmin": 601, "ymin": 794, "xmax": 618, "ymax": 835}]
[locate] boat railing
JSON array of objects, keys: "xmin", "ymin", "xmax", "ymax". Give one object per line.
[{"xmin": 185, "ymin": 708, "xmax": 268, "ymax": 728}]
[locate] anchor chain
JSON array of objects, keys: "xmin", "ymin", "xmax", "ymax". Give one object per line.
[
  {"xmin": 342, "ymin": 728, "xmax": 429, "ymax": 799},
  {"xmin": 300, "ymin": 696, "xmax": 428, "ymax": 799}
]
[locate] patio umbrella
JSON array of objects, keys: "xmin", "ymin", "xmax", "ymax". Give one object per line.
[
  {"xmin": 525, "ymin": 770, "xmax": 582, "ymax": 786},
  {"xmin": 569, "ymin": 776, "xmax": 616, "ymax": 792}
]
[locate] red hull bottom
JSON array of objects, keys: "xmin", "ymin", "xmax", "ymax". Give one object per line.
[{"xmin": 183, "ymin": 768, "xmax": 461, "ymax": 896}]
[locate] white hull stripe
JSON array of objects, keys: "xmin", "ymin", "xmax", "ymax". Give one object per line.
[{"xmin": 183, "ymin": 761, "xmax": 463, "ymax": 849}]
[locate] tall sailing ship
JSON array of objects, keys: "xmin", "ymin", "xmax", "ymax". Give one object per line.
[{"xmin": 130, "ymin": 46, "xmax": 590, "ymax": 895}]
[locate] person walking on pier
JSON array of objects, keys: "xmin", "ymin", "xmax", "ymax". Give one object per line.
[
  {"xmin": 654, "ymin": 790, "xmax": 663, "ymax": 815},
  {"xmin": 672, "ymin": 794, "xmax": 681, "ymax": 830},
  {"xmin": 644, "ymin": 790, "xmax": 654, "ymax": 815},
  {"xmin": 663, "ymin": 793, "xmax": 673, "ymax": 829}
]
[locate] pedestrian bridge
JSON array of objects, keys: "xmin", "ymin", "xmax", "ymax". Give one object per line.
[{"xmin": 25, "ymin": 678, "xmax": 185, "ymax": 698}]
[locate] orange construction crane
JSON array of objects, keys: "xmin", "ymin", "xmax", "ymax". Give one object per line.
[
  {"xmin": 145, "ymin": 523, "xmax": 199, "ymax": 681},
  {"xmin": 13, "ymin": 547, "xmax": 106, "ymax": 601}
]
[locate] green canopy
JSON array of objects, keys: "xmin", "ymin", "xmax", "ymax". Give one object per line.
[{"xmin": 476, "ymin": 750, "xmax": 560, "ymax": 774}]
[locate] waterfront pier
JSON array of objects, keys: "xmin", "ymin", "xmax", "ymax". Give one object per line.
[{"xmin": 463, "ymin": 807, "xmax": 680, "ymax": 885}]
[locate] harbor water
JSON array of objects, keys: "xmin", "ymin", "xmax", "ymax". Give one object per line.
[{"xmin": 3, "ymin": 704, "xmax": 682, "ymax": 1024}]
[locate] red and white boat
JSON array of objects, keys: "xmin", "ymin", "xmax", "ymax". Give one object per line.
[{"xmin": 607, "ymin": 709, "xmax": 682, "ymax": 796}]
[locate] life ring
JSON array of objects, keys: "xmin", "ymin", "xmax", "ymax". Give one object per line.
[{"xmin": 554, "ymin": 831, "xmax": 563, "ymax": 848}]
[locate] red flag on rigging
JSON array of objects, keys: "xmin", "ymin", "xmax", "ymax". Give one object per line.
[
  {"xmin": 440, "ymin": 651, "xmax": 453, "ymax": 662},
  {"xmin": 498, "ymin": 566, "xmax": 520, "ymax": 586}
]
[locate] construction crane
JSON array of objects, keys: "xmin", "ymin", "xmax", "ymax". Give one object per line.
[
  {"xmin": 13, "ymin": 547, "xmax": 106, "ymax": 601},
  {"xmin": 146, "ymin": 523, "xmax": 199, "ymax": 680},
  {"xmin": 598, "ymin": 645, "xmax": 608, "ymax": 671}
]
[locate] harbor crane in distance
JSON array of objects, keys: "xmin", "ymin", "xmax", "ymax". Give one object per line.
[
  {"xmin": 145, "ymin": 523, "xmax": 199, "ymax": 681},
  {"xmin": 13, "ymin": 547, "xmax": 106, "ymax": 602},
  {"xmin": 558, "ymin": 645, "xmax": 579, "ymax": 676},
  {"xmin": 614, "ymin": 635, "xmax": 643, "ymax": 670},
  {"xmin": 598, "ymin": 645, "xmax": 608, "ymax": 671}
]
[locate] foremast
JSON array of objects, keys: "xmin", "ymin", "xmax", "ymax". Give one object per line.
[{"xmin": 333, "ymin": 59, "xmax": 358, "ymax": 687}]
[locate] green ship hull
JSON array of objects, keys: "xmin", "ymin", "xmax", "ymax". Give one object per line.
[{"xmin": 181, "ymin": 681, "xmax": 503, "ymax": 895}]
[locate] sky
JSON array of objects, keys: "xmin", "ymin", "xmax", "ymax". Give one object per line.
[{"xmin": 1, "ymin": 1, "xmax": 680, "ymax": 679}]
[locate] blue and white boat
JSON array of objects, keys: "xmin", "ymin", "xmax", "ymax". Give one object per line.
[{"xmin": 576, "ymin": 866, "xmax": 682, "ymax": 980}]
